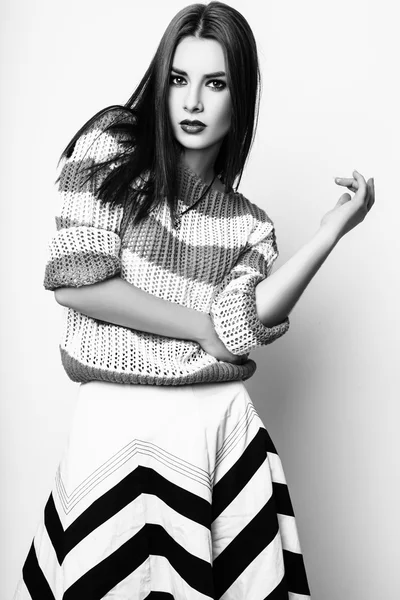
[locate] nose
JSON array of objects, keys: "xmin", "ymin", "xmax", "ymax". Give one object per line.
[{"xmin": 184, "ymin": 84, "xmax": 203, "ymax": 113}]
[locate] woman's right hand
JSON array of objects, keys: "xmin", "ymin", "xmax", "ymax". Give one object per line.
[
  {"xmin": 320, "ymin": 170, "xmax": 375, "ymax": 241},
  {"xmin": 197, "ymin": 317, "xmax": 249, "ymax": 365}
]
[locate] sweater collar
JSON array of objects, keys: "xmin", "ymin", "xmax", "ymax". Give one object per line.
[{"xmin": 176, "ymin": 161, "xmax": 236, "ymax": 209}]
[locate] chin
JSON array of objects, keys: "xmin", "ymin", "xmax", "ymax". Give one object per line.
[{"xmin": 175, "ymin": 133, "xmax": 224, "ymax": 152}]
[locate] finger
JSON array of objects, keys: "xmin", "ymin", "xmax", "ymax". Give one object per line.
[
  {"xmin": 335, "ymin": 177, "xmax": 357, "ymax": 186},
  {"xmin": 335, "ymin": 177, "xmax": 358, "ymax": 192},
  {"xmin": 336, "ymin": 193, "xmax": 351, "ymax": 206},
  {"xmin": 372, "ymin": 178, "xmax": 375, "ymax": 208},
  {"xmin": 353, "ymin": 170, "xmax": 367, "ymax": 191},
  {"xmin": 366, "ymin": 178, "xmax": 372, "ymax": 210},
  {"xmin": 366, "ymin": 178, "xmax": 375, "ymax": 211},
  {"xmin": 353, "ymin": 170, "xmax": 368, "ymax": 205}
]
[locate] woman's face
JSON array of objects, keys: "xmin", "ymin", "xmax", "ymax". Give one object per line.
[{"xmin": 168, "ymin": 36, "xmax": 232, "ymax": 157}]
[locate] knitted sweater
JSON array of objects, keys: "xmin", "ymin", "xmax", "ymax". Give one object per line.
[{"xmin": 44, "ymin": 109, "xmax": 290, "ymax": 385}]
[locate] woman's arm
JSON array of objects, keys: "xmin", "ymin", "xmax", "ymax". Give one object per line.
[
  {"xmin": 196, "ymin": 225, "xmax": 337, "ymax": 360},
  {"xmin": 254, "ymin": 225, "xmax": 337, "ymax": 327},
  {"xmin": 254, "ymin": 171, "xmax": 375, "ymax": 327},
  {"xmin": 55, "ymin": 277, "xmax": 209, "ymax": 344},
  {"xmin": 55, "ymin": 278, "xmax": 244, "ymax": 364},
  {"xmin": 198, "ymin": 171, "xmax": 375, "ymax": 358}
]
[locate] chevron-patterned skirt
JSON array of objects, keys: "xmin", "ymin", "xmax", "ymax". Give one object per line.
[{"xmin": 13, "ymin": 379, "xmax": 311, "ymax": 599}]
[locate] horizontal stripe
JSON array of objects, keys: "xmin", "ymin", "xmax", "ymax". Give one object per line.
[
  {"xmin": 44, "ymin": 252, "xmax": 120, "ymax": 290},
  {"xmin": 121, "ymin": 249, "xmax": 216, "ymax": 303},
  {"xmin": 58, "ymin": 202, "xmax": 260, "ymax": 248},
  {"xmin": 59, "ymin": 346, "xmax": 258, "ymax": 386},
  {"xmin": 121, "ymin": 210, "xmax": 272, "ymax": 289}
]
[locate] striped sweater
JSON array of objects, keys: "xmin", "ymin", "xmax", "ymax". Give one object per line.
[{"xmin": 44, "ymin": 109, "xmax": 290, "ymax": 385}]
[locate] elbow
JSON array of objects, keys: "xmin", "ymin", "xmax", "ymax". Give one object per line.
[
  {"xmin": 257, "ymin": 309, "xmax": 290, "ymax": 329},
  {"xmin": 54, "ymin": 287, "xmax": 70, "ymax": 306},
  {"xmin": 255, "ymin": 287, "xmax": 289, "ymax": 328}
]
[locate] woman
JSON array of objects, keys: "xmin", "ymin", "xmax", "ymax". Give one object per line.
[{"xmin": 13, "ymin": 2, "xmax": 374, "ymax": 599}]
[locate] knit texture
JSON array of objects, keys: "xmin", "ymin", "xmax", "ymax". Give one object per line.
[{"xmin": 44, "ymin": 109, "xmax": 290, "ymax": 385}]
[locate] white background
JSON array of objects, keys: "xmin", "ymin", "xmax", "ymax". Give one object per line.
[{"xmin": 1, "ymin": 0, "xmax": 399, "ymax": 598}]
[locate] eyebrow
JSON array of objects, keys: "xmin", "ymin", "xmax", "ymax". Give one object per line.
[{"xmin": 171, "ymin": 66, "xmax": 226, "ymax": 78}]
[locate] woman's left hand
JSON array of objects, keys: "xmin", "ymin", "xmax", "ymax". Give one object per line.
[
  {"xmin": 197, "ymin": 316, "xmax": 248, "ymax": 365},
  {"xmin": 320, "ymin": 170, "xmax": 375, "ymax": 241}
]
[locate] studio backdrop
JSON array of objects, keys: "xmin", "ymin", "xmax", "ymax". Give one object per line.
[{"xmin": 1, "ymin": 1, "xmax": 398, "ymax": 598}]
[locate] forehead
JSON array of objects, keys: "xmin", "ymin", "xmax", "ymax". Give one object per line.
[{"xmin": 172, "ymin": 36, "xmax": 226, "ymax": 73}]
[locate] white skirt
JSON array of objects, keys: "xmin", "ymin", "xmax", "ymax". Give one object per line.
[{"xmin": 13, "ymin": 380, "xmax": 311, "ymax": 599}]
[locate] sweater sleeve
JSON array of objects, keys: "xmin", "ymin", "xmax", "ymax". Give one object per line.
[
  {"xmin": 209, "ymin": 211, "xmax": 290, "ymax": 356},
  {"xmin": 43, "ymin": 110, "xmax": 131, "ymax": 291}
]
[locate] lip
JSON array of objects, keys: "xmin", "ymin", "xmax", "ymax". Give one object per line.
[
  {"xmin": 180, "ymin": 123, "xmax": 206, "ymax": 134},
  {"xmin": 180, "ymin": 119, "xmax": 206, "ymax": 126}
]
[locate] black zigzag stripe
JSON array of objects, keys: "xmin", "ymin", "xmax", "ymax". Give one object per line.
[
  {"xmin": 22, "ymin": 541, "xmax": 56, "ymax": 600},
  {"xmin": 212, "ymin": 427, "xmax": 271, "ymax": 520},
  {"xmin": 262, "ymin": 575, "xmax": 289, "ymax": 599},
  {"xmin": 149, "ymin": 523, "xmax": 214, "ymax": 596},
  {"xmin": 63, "ymin": 523, "xmax": 214, "ymax": 600},
  {"xmin": 272, "ymin": 481, "xmax": 295, "ymax": 517},
  {"xmin": 45, "ymin": 465, "xmax": 211, "ymax": 564},
  {"xmin": 62, "ymin": 525, "xmax": 149, "ymax": 600},
  {"xmin": 213, "ymin": 495, "xmax": 280, "ymax": 598},
  {"xmin": 282, "ymin": 548, "xmax": 311, "ymax": 596},
  {"xmin": 211, "ymin": 425, "xmax": 310, "ymax": 598},
  {"xmin": 260, "ymin": 425, "xmax": 279, "ymax": 454}
]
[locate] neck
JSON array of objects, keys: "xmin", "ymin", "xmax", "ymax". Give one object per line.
[{"xmin": 179, "ymin": 145, "xmax": 221, "ymax": 185}]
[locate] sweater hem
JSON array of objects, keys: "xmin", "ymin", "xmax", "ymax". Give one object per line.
[{"xmin": 60, "ymin": 347, "xmax": 257, "ymax": 386}]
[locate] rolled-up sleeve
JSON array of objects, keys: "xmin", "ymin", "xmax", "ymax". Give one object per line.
[
  {"xmin": 209, "ymin": 214, "xmax": 290, "ymax": 356},
  {"xmin": 43, "ymin": 111, "xmax": 129, "ymax": 291}
]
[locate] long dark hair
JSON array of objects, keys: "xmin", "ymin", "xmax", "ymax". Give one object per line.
[{"xmin": 58, "ymin": 1, "xmax": 261, "ymax": 236}]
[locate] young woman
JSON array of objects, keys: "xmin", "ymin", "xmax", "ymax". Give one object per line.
[{"xmin": 13, "ymin": 2, "xmax": 374, "ymax": 599}]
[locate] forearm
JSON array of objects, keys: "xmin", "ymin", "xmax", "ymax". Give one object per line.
[
  {"xmin": 54, "ymin": 276, "xmax": 209, "ymax": 343},
  {"xmin": 255, "ymin": 225, "xmax": 339, "ymax": 326}
]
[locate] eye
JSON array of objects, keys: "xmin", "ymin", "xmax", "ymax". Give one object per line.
[
  {"xmin": 170, "ymin": 75, "xmax": 186, "ymax": 86},
  {"xmin": 207, "ymin": 79, "xmax": 226, "ymax": 91}
]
